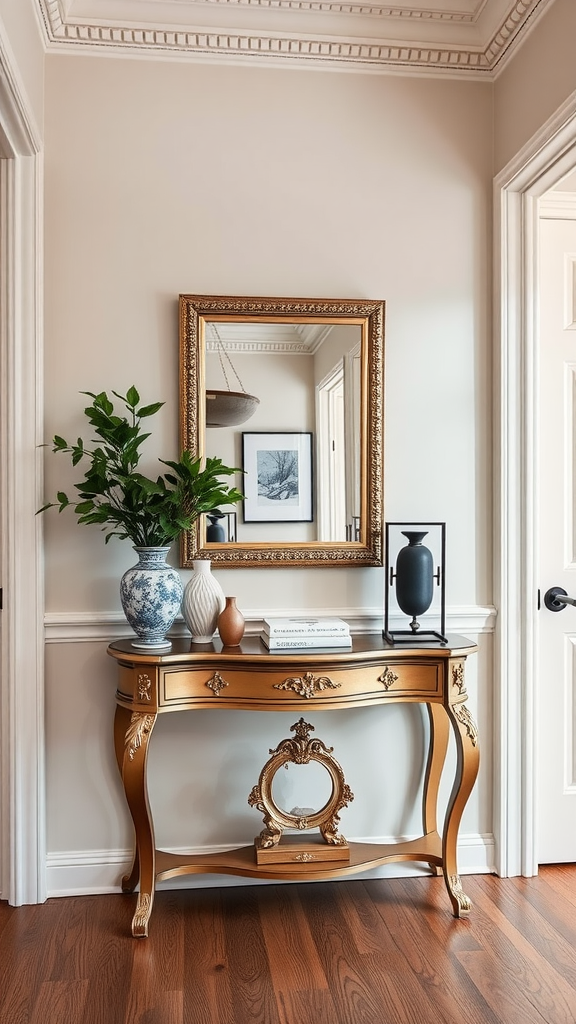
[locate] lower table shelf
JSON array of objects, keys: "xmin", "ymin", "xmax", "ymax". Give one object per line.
[
  {"xmin": 122, "ymin": 832, "xmax": 474, "ymax": 937},
  {"xmin": 152, "ymin": 833, "xmax": 443, "ymax": 882}
]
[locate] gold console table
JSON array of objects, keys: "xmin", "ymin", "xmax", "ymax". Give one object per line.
[{"xmin": 108, "ymin": 633, "xmax": 479, "ymax": 937}]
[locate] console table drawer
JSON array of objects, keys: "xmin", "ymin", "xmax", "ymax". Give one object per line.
[{"xmin": 160, "ymin": 660, "xmax": 442, "ymax": 706}]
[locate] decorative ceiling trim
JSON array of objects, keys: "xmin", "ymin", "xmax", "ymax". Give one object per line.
[
  {"xmin": 207, "ymin": 339, "xmax": 312, "ymax": 353},
  {"xmin": 101, "ymin": 0, "xmax": 480, "ymax": 24},
  {"xmin": 36, "ymin": 0, "xmax": 547, "ymax": 76}
]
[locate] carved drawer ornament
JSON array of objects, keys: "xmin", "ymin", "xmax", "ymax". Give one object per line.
[
  {"xmin": 378, "ymin": 666, "xmax": 398, "ymax": 690},
  {"xmin": 248, "ymin": 718, "xmax": 354, "ymax": 855},
  {"xmin": 206, "ymin": 671, "xmax": 229, "ymax": 697},
  {"xmin": 273, "ymin": 672, "xmax": 341, "ymax": 699},
  {"xmin": 452, "ymin": 663, "xmax": 465, "ymax": 695},
  {"xmin": 125, "ymin": 712, "xmax": 155, "ymax": 761},
  {"xmin": 137, "ymin": 673, "xmax": 152, "ymax": 702}
]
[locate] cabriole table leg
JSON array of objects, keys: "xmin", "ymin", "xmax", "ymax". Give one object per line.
[
  {"xmin": 442, "ymin": 697, "xmax": 480, "ymax": 917},
  {"xmin": 422, "ymin": 702, "xmax": 450, "ymax": 874},
  {"xmin": 121, "ymin": 708, "xmax": 158, "ymax": 937}
]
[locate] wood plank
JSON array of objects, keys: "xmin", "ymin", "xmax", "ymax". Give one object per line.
[
  {"xmin": 456, "ymin": 948, "xmax": 557, "ymax": 1024},
  {"xmin": 369, "ymin": 877, "xmax": 500, "ymax": 1024},
  {"xmin": 217, "ymin": 887, "xmax": 281, "ymax": 1024},
  {"xmin": 538, "ymin": 864, "xmax": 576, "ymax": 910},
  {"xmin": 30, "ymin": 980, "xmax": 89, "ymax": 1024},
  {"xmin": 0, "ymin": 901, "xmax": 65, "ymax": 1024},
  {"xmin": 460, "ymin": 875, "xmax": 576, "ymax": 1024},
  {"xmin": 513, "ymin": 870, "xmax": 576, "ymax": 949},
  {"xmin": 256, "ymin": 884, "xmax": 335, "ymax": 1023},
  {"xmin": 488, "ymin": 875, "xmax": 576, "ymax": 989},
  {"xmin": 302, "ymin": 881, "xmax": 428, "ymax": 1023},
  {"xmin": 181, "ymin": 888, "xmax": 235, "ymax": 1024},
  {"xmin": 256, "ymin": 884, "xmax": 329, "ymax": 992}
]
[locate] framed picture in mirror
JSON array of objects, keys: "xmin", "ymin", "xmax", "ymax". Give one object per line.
[{"xmin": 242, "ymin": 431, "xmax": 313, "ymax": 523}]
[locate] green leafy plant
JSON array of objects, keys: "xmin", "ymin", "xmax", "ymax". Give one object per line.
[{"xmin": 38, "ymin": 386, "xmax": 244, "ymax": 546}]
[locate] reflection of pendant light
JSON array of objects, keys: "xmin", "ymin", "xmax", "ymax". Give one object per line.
[{"xmin": 206, "ymin": 324, "xmax": 260, "ymax": 428}]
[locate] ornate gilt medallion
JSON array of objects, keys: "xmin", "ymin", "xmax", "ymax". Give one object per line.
[
  {"xmin": 248, "ymin": 718, "xmax": 353, "ymax": 861},
  {"xmin": 206, "ymin": 671, "xmax": 229, "ymax": 697},
  {"xmin": 378, "ymin": 667, "xmax": 398, "ymax": 690},
  {"xmin": 273, "ymin": 672, "xmax": 341, "ymax": 699}
]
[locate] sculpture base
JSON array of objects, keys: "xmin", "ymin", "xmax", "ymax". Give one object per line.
[
  {"xmin": 255, "ymin": 833, "xmax": 350, "ymax": 865},
  {"xmin": 383, "ymin": 629, "xmax": 447, "ymax": 645}
]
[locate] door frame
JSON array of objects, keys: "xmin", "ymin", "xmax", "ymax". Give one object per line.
[
  {"xmin": 495, "ymin": 89, "xmax": 576, "ymax": 877},
  {"xmin": 0, "ymin": 33, "xmax": 45, "ymax": 903}
]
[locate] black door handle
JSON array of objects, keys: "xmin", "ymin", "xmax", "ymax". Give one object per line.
[{"xmin": 543, "ymin": 586, "xmax": 576, "ymax": 611}]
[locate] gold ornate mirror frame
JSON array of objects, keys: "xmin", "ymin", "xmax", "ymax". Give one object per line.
[{"xmin": 179, "ymin": 294, "xmax": 384, "ymax": 568}]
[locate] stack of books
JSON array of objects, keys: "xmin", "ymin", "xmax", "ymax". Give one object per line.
[{"xmin": 260, "ymin": 617, "xmax": 352, "ymax": 650}]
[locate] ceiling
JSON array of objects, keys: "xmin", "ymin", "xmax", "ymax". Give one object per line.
[{"xmin": 36, "ymin": 0, "xmax": 549, "ymax": 77}]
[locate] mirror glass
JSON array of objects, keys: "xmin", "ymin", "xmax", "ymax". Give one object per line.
[{"xmin": 179, "ymin": 295, "xmax": 384, "ymax": 568}]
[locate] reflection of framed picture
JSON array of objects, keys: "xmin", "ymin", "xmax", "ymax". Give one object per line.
[{"xmin": 242, "ymin": 432, "xmax": 313, "ymax": 523}]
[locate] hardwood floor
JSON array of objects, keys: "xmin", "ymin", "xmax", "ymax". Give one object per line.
[{"xmin": 1, "ymin": 867, "xmax": 576, "ymax": 1024}]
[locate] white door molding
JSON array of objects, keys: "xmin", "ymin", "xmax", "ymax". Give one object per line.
[
  {"xmin": 494, "ymin": 90, "xmax": 576, "ymax": 878},
  {"xmin": 0, "ymin": 28, "xmax": 44, "ymax": 903}
]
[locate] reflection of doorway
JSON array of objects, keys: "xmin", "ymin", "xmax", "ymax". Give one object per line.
[
  {"xmin": 316, "ymin": 363, "xmax": 346, "ymax": 541},
  {"xmin": 496, "ymin": 94, "xmax": 576, "ymax": 879},
  {"xmin": 316, "ymin": 343, "xmax": 361, "ymax": 544}
]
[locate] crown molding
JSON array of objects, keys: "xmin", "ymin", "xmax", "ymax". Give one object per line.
[
  {"xmin": 207, "ymin": 339, "xmax": 311, "ymax": 354},
  {"xmin": 36, "ymin": 0, "xmax": 548, "ymax": 77}
]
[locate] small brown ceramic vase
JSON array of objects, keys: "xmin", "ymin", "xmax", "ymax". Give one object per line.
[{"xmin": 217, "ymin": 596, "xmax": 245, "ymax": 646}]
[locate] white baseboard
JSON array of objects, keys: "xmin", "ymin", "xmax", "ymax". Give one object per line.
[{"xmin": 46, "ymin": 833, "xmax": 495, "ymax": 897}]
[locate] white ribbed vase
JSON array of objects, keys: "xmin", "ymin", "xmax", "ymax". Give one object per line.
[{"xmin": 181, "ymin": 559, "xmax": 225, "ymax": 643}]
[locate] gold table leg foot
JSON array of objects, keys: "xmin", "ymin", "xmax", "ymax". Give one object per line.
[
  {"xmin": 132, "ymin": 892, "xmax": 152, "ymax": 938},
  {"xmin": 446, "ymin": 873, "xmax": 472, "ymax": 917}
]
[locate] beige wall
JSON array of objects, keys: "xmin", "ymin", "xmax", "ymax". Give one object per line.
[
  {"xmin": 43, "ymin": 56, "xmax": 493, "ymax": 611},
  {"xmin": 0, "ymin": 0, "xmax": 44, "ymax": 134},
  {"xmin": 42, "ymin": 54, "xmax": 495, "ymax": 886},
  {"xmin": 494, "ymin": 0, "xmax": 576, "ymax": 173}
]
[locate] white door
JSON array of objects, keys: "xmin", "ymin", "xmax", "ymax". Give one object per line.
[{"xmin": 538, "ymin": 202, "xmax": 576, "ymax": 863}]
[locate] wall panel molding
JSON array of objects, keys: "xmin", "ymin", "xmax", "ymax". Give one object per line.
[{"xmin": 44, "ymin": 604, "xmax": 496, "ymax": 642}]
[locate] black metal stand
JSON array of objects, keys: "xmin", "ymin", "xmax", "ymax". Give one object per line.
[{"xmin": 383, "ymin": 522, "xmax": 447, "ymax": 645}]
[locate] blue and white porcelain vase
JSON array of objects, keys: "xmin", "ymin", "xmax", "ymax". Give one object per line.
[
  {"xmin": 182, "ymin": 559, "xmax": 225, "ymax": 643},
  {"xmin": 120, "ymin": 546, "xmax": 183, "ymax": 650}
]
